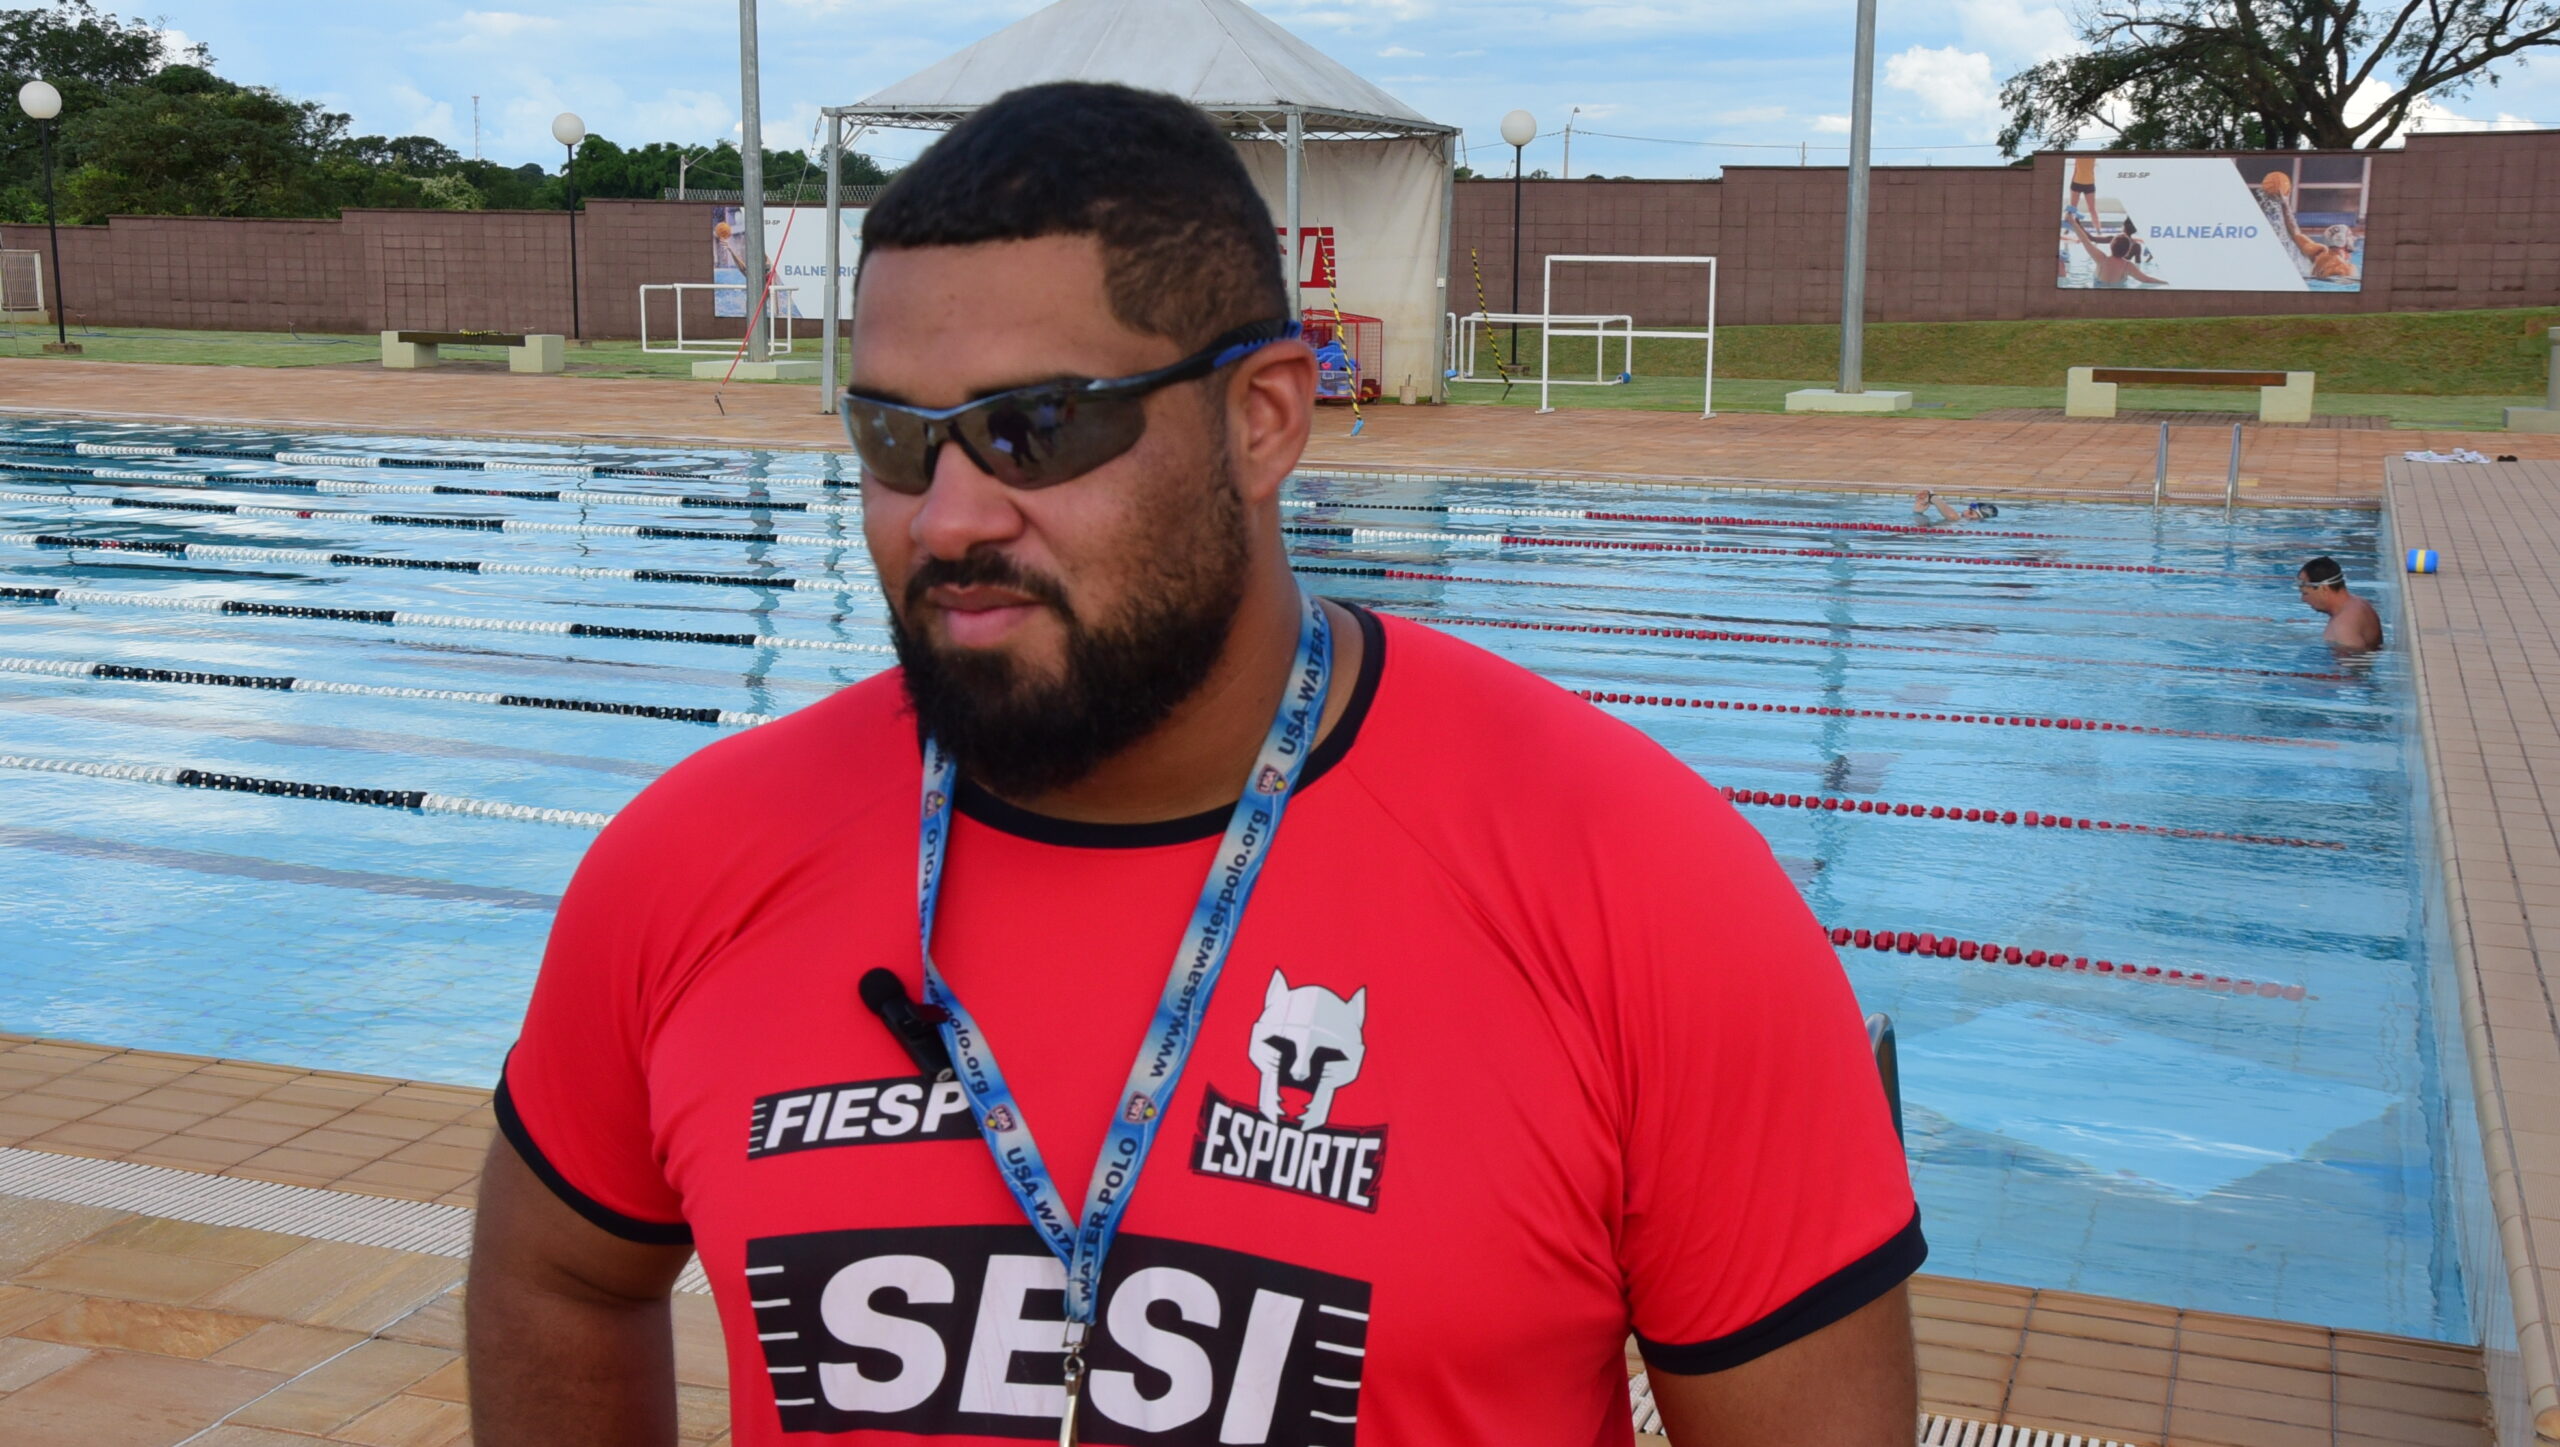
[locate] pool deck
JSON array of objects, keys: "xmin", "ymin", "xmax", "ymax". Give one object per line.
[
  {"xmin": 0, "ymin": 1032, "xmax": 2492, "ymax": 1447},
  {"xmin": 2, "ymin": 377, "xmax": 2554, "ymax": 1442},
  {"xmin": 2389, "ymin": 456, "xmax": 2560, "ymax": 1447},
  {"xmin": 7, "ymin": 357, "xmax": 2555, "ymax": 504}
]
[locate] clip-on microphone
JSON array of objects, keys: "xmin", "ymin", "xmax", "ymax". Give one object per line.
[{"xmin": 860, "ymin": 968, "xmax": 955, "ymax": 1081}]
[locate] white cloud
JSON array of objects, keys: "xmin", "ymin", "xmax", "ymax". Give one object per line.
[
  {"xmin": 2349, "ymin": 78, "xmax": 2540, "ymax": 143},
  {"xmin": 1950, "ymin": 0, "xmax": 2076, "ymax": 62},
  {"xmin": 1885, "ymin": 44, "xmax": 2003, "ymax": 135},
  {"xmin": 153, "ymin": 27, "xmax": 203, "ymax": 68},
  {"xmin": 1812, "ymin": 114, "xmax": 1852, "ymax": 134},
  {"xmin": 1378, "ymin": 45, "xmax": 1423, "ymax": 57},
  {"xmin": 453, "ymin": 10, "xmax": 560, "ymax": 44}
]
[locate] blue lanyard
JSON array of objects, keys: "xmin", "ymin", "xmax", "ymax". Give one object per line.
[{"xmin": 915, "ymin": 593, "xmax": 1332, "ymax": 1358}]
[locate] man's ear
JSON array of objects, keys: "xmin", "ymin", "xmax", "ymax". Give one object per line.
[{"xmin": 1226, "ymin": 339, "xmax": 1317, "ymax": 508}]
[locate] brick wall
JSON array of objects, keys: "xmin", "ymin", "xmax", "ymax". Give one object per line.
[
  {"xmin": 1455, "ymin": 129, "xmax": 2560, "ymax": 326},
  {"xmin": 6, "ymin": 131, "xmax": 2554, "ymax": 338}
]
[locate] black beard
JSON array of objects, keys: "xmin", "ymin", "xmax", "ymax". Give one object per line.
[{"xmin": 890, "ymin": 457, "xmax": 1249, "ymax": 801}]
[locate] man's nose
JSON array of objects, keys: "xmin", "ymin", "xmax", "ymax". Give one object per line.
[{"xmin": 910, "ymin": 439, "xmax": 1026, "ymax": 559}]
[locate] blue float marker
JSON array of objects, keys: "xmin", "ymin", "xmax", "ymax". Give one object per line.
[{"xmin": 2405, "ymin": 548, "xmax": 2439, "ymax": 574}]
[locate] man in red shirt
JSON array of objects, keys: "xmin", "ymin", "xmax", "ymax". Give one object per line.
[{"xmin": 469, "ymin": 82, "xmax": 1921, "ymax": 1446}]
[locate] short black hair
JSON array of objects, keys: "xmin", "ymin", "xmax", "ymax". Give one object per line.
[
  {"xmin": 2301, "ymin": 555, "xmax": 2345, "ymax": 585},
  {"xmin": 860, "ymin": 82, "xmax": 1287, "ymax": 349}
]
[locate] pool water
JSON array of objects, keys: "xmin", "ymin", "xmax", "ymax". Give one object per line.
[{"xmin": 0, "ymin": 420, "xmax": 2457, "ymax": 1342}]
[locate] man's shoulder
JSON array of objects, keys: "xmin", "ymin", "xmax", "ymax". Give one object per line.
[{"xmin": 1354, "ymin": 611, "xmax": 1743, "ymax": 839}]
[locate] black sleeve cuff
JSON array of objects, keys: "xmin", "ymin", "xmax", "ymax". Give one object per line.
[
  {"xmin": 1637, "ymin": 1208, "xmax": 1926, "ymax": 1374},
  {"xmin": 493, "ymin": 1066, "xmax": 694, "ymax": 1247}
]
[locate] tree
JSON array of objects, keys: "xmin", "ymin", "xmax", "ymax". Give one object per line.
[
  {"xmin": 1, "ymin": 0, "xmax": 204, "ymax": 218},
  {"xmin": 55, "ymin": 62, "xmax": 349, "ymax": 220},
  {"xmin": 1999, "ymin": 0, "xmax": 2560, "ymax": 154}
]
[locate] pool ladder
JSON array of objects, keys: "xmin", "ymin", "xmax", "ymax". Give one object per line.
[
  {"xmin": 2150, "ymin": 421, "xmax": 2246, "ymax": 515},
  {"xmin": 1867, "ymin": 1012, "xmax": 1903, "ymax": 1142}
]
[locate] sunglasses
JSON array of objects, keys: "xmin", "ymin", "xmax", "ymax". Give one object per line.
[{"xmin": 839, "ymin": 319, "xmax": 1299, "ymax": 495}]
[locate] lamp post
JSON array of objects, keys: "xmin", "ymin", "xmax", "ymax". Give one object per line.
[
  {"xmin": 552, "ymin": 111, "xmax": 585, "ymax": 342},
  {"xmin": 1500, "ymin": 109, "xmax": 1535, "ymax": 360},
  {"xmin": 16, "ymin": 80, "xmax": 77, "ymax": 354}
]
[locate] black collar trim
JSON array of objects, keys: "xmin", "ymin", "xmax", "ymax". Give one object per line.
[{"xmin": 952, "ymin": 602, "xmax": 1385, "ymax": 850}]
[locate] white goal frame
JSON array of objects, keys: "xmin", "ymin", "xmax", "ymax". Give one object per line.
[
  {"xmin": 0, "ymin": 251, "xmax": 43, "ymax": 317},
  {"xmin": 1446, "ymin": 311, "xmax": 1636, "ymax": 387},
  {"xmin": 638, "ymin": 282, "xmax": 802, "ymax": 354},
  {"xmin": 1538, "ymin": 255, "xmax": 1717, "ymax": 417}
]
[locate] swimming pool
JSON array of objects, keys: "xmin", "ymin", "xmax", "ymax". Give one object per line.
[{"xmin": 0, "ymin": 419, "xmax": 2455, "ymax": 1342}]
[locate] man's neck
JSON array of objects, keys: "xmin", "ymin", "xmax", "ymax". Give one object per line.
[{"xmin": 999, "ymin": 580, "xmax": 1366, "ymax": 827}]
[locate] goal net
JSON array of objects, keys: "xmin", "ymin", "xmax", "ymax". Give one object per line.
[
  {"xmin": 0, "ymin": 251, "xmax": 43, "ymax": 317},
  {"xmin": 1535, "ymin": 255, "xmax": 1718, "ymax": 417}
]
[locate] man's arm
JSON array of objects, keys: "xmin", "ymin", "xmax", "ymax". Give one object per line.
[
  {"xmin": 1649, "ymin": 1284, "xmax": 1917, "ymax": 1444},
  {"xmin": 466, "ymin": 1134, "xmax": 695, "ymax": 1447}
]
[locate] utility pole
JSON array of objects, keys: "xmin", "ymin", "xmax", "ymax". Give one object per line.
[
  {"xmin": 737, "ymin": 0, "xmax": 770, "ymax": 363},
  {"xmin": 472, "ymin": 96, "xmax": 481, "ymax": 161},
  {"xmin": 1781, "ymin": 0, "xmax": 1909, "ymax": 413},
  {"xmin": 1562, "ymin": 107, "xmax": 1579, "ymax": 179},
  {"xmin": 1836, "ymin": 0, "xmax": 1878, "ymax": 395}
]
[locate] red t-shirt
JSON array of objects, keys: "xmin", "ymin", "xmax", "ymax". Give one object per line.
[{"xmin": 501, "ymin": 607, "xmax": 1921, "ymax": 1446}]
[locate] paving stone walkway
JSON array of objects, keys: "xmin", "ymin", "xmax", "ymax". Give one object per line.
[
  {"xmin": 0, "ymin": 1034, "xmax": 2491, "ymax": 1445},
  {"xmin": 6, "ymin": 357, "xmax": 2551, "ymax": 504}
]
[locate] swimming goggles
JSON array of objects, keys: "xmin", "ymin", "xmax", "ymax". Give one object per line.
[{"xmin": 838, "ymin": 319, "xmax": 1299, "ymax": 495}]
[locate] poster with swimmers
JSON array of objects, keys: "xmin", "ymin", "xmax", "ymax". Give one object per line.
[
  {"xmin": 710, "ymin": 205, "xmax": 865, "ymax": 319},
  {"xmin": 2059, "ymin": 153, "xmax": 2368, "ymax": 291}
]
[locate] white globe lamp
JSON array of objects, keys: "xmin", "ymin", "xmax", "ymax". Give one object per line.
[
  {"xmin": 16, "ymin": 79, "xmax": 62, "ymax": 121},
  {"xmin": 551, "ymin": 111, "xmax": 586, "ymax": 148},
  {"xmin": 1498, "ymin": 109, "xmax": 1536, "ymax": 148}
]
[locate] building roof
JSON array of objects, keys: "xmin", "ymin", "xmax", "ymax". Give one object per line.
[{"xmin": 835, "ymin": 0, "xmax": 1451, "ymax": 137}]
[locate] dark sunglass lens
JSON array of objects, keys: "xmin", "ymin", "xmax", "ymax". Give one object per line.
[
  {"xmin": 965, "ymin": 394, "xmax": 1148, "ymax": 490},
  {"xmin": 841, "ymin": 399, "xmax": 934, "ymax": 495}
]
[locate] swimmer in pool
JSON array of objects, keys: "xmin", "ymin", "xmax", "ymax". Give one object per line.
[
  {"xmin": 2296, "ymin": 555, "xmax": 2383, "ymax": 652},
  {"xmin": 1912, "ymin": 491, "xmax": 1998, "ymax": 524}
]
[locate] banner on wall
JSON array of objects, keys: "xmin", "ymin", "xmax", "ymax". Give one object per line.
[
  {"xmin": 2058, "ymin": 153, "xmax": 2369, "ymax": 292},
  {"xmin": 712, "ymin": 206, "xmax": 866, "ymax": 319},
  {"xmin": 1234, "ymin": 137, "xmax": 1448, "ymax": 399}
]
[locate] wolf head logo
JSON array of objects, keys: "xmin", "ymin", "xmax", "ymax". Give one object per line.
[{"xmin": 1246, "ymin": 969, "xmax": 1366, "ymax": 1129}]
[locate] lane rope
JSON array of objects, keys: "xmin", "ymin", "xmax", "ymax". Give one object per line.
[
  {"xmin": 6, "ymin": 434, "xmax": 846, "ymax": 487},
  {"xmin": 0, "ymin": 752, "xmax": 612, "ymax": 828},
  {"xmin": 1575, "ymin": 688, "xmax": 2331, "ymax": 749},
  {"xmin": 1414, "ymin": 611, "xmax": 2353, "ymax": 682},
  {"xmin": 0, "ymin": 465, "xmax": 857, "ymax": 516},
  {"xmin": 1494, "ymin": 532, "xmax": 2236, "ymax": 577},
  {"xmin": 0, "ymin": 656, "xmax": 781, "ymax": 728},
  {"xmin": 2, "ymin": 531, "xmax": 859, "ymax": 593},
  {"xmin": 1285, "ymin": 497, "xmax": 2078, "ymax": 541},
  {"xmin": 0, "ymin": 585, "xmax": 891, "ymax": 656},
  {"xmin": 1720, "ymin": 783, "xmax": 2342, "ymax": 850},
  {"xmin": 1820, "ymin": 923, "xmax": 2307, "ymax": 1001},
  {"xmin": 0, "ymin": 489, "xmax": 863, "ymax": 550}
]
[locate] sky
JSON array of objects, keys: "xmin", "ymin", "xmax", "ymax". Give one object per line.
[{"xmin": 141, "ymin": 0, "xmax": 2560, "ymax": 179}]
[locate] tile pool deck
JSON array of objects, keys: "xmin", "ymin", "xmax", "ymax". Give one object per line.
[
  {"xmin": 0, "ymin": 381, "xmax": 2551, "ymax": 1441},
  {"xmin": 0, "ymin": 1033, "xmax": 2493, "ymax": 1446},
  {"xmin": 2389, "ymin": 457, "xmax": 2560, "ymax": 1447},
  {"xmin": 3, "ymin": 356, "xmax": 2554, "ymax": 503}
]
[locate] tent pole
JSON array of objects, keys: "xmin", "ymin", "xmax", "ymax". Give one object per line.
[
  {"xmin": 1284, "ymin": 109, "xmax": 1304, "ymax": 323},
  {"xmin": 821, "ymin": 110, "xmax": 842, "ymax": 414},
  {"xmin": 1435, "ymin": 131, "xmax": 1455, "ymax": 404}
]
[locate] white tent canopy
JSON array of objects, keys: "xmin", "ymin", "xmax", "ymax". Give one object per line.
[{"xmin": 815, "ymin": 0, "xmax": 1457, "ymax": 404}]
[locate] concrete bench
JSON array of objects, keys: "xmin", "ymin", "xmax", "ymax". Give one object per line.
[
  {"xmin": 2066, "ymin": 366, "xmax": 2315, "ymax": 424},
  {"xmin": 381, "ymin": 330, "xmax": 565, "ymax": 375}
]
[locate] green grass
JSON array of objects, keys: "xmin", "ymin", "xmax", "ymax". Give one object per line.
[
  {"xmin": 1453, "ymin": 305, "xmax": 2556, "ymax": 426},
  {"xmin": 0, "ymin": 322, "xmax": 823, "ymax": 380},
  {"xmin": 1453, "ymin": 373, "xmax": 2542, "ymax": 430}
]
